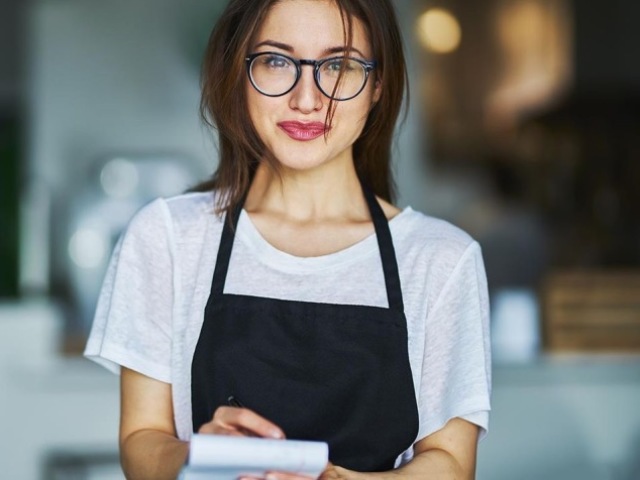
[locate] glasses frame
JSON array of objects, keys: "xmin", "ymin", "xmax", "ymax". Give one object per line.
[{"xmin": 245, "ymin": 51, "xmax": 377, "ymax": 101}]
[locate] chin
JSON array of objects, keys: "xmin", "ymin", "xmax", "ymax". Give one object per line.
[
  {"xmin": 268, "ymin": 145, "xmax": 337, "ymax": 172},
  {"xmin": 277, "ymin": 156, "xmax": 330, "ymax": 172}
]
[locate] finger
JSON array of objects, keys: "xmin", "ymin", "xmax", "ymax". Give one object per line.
[
  {"xmin": 216, "ymin": 407, "xmax": 285, "ymax": 439},
  {"xmin": 198, "ymin": 420, "xmax": 245, "ymax": 436}
]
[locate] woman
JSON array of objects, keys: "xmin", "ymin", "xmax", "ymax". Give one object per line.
[{"xmin": 85, "ymin": 0, "xmax": 491, "ymax": 479}]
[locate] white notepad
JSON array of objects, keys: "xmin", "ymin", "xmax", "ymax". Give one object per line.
[{"xmin": 179, "ymin": 434, "xmax": 329, "ymax": 480}]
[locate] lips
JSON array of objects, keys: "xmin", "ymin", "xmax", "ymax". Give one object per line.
[{"xmin": 277, "ymin": 121, "xmax": 329, "ymax": 141}]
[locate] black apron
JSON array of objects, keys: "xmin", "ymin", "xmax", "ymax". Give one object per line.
[{"xmin": 191, "ymin": 185, "xmax": 419, "ymax": 472}]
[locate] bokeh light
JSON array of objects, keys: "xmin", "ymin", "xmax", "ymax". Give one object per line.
[{"xmin": 417, "ymin": 8, "xmax": 462, "ymax": 54}]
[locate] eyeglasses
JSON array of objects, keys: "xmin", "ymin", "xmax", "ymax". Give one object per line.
[{"xmin": 245, "ymin": 52, "xmax": 377, "ymax": 101}]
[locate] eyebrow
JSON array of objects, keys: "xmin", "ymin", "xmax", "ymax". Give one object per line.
[{"xmin": 253, "ymin": 40, "xmax": 367, "ymax": 58}]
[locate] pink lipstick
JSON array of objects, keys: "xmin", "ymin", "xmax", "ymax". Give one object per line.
[{"xmin": 277, "ymin": 121, "xmax": 329, "ymax": 141}]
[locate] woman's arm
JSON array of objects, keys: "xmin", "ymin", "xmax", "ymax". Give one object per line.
[
  {"xmin": 120, "ymin": 367, "xmax": 294, "ymax": 480},
  {"xmin": 119, "ymin": 367, "xmax": 189, "ymax": 480},
  {"xmin": 390, "ymin": 417, "xmax": 478, "ymax": 479},
  {"xmin": 318, "ymin": 418, "xmax": 479, "ymax": 480}
]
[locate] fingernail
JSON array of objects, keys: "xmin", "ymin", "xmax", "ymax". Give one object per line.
[
  {"xmin": 271, "ymin": 429, "xmax": 283, "ymax": 439},
  {"xmin": 266, "ymin": 474, "xmax": 278, "ymax": 480}
]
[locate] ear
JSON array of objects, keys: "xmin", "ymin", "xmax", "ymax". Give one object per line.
[{"xmin": 372, "ymin": 79, "xmax": 382, "ymax": 104}]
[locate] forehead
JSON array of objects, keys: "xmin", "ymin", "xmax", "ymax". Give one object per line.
[{"xmin": 254, "ymin": 0, "xmax": 371, "ymax": 56}]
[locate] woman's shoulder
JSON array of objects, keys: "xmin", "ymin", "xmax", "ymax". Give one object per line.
[
  {"xmin": 392, "ymin": 207, "xmax": 485, "ymax": 290},
  {"xmin": 392, "ymin": 207, "xmax": 476, "ymax": 251},
  {"xmin": 124, "ymin": 190, "xmax": 221, "ymax": 239},
  {"xmin": 163, "ymin": 190, "xmax": 218, "ymax": 221}
]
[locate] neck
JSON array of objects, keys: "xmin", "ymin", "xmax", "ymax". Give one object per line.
[{"xmin": 245, "ymin": 160, "xmax": 367, "ymax": 222}]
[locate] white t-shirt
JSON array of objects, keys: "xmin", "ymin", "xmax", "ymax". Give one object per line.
[{"xmin": 84, "ymin": 191, "xmax": 491, "ymax": 464}]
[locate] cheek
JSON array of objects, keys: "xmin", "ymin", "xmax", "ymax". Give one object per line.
[
  {"xmin": 341, "ymin": 97, "xmax": 375, "ymax": 126},
  {"xmin": 247, "ymin": 87, "xmax": 279, "ymax": 118},
  {"xmin": 336, "ymin": 83, "xmax": 379, "ymax": 123},
  {"xmin": 246, "ymin": 94, "xmax": 284, "ymax": 148}
]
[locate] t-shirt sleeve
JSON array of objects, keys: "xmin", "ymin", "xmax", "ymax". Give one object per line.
[
  {"xmin": 84, "ymin": 199, "xmax": 174, "ymax": 383},
  {"xmin": 417, "ymin": 241, "xmax": 492, "ymax": 441}
]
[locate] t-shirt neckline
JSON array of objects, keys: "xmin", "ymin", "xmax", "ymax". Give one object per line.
[{"xmin": 234, "ymin": 207, "xmax": 411, "ymax": 273}]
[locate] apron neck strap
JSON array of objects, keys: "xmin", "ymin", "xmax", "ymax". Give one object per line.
[
  {"xmin": 361, "ymin": 185, "xmax": 404, "ymax": 312},
  {"xmin": 210, "ymin": 198, "xmax": 244, "ymax": 300}
]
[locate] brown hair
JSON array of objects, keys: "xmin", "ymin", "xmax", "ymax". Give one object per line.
[{"xmin": 194, "ymin": 0, "xmax": 408, "ymax": 215}]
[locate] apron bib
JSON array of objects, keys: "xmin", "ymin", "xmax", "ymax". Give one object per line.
[{"xmin": 191, "ymin": 185, "xmax": 419, "ymax": 471}]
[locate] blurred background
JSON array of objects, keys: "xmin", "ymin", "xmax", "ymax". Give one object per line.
[{"xmin": 0, "ymin": 0, "xmax": 639, "ymax": 478}]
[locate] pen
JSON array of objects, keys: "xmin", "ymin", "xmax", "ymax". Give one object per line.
[
  {"xmin": 227, "ymin": 395, "xmax": 283, "ymax": 439},
  {"xmin": 227, "ymin": 395, "xmax": 244, "ymax": 408}
]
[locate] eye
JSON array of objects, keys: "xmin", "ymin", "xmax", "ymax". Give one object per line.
[
  {"xmin": 324, "ymin": 59, "xmax": 344, "ymax": 74},
  {"xmin": 322, "ymin": 58, "xmax": 358, "ymax": 76},
  {"xmin": 260, "ymin": 54, "xmax": 292, "ymax": 70}
]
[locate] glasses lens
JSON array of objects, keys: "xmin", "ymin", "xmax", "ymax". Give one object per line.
[
  {"xmin": 249, "ymin": 53, "xmax": 297, "ymax": 96},
  {"xmin": 318, "ymin": 58, "xmax": 367, "ymax": 100}
]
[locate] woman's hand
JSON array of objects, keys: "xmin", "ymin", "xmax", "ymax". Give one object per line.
[
  {"xmin": 318, "ymin": 462, "xmax": 349, "ymax": 479},
  {"xmin": 199, "ymin": 407, "xmax": 317, "ymax": 480},
  {"xmin": 239, "ymin": 462, "xmax": 336, "ymax": 480},
  {"xmin": 198, "ymin": 405, "xmax": 286, "ymax": 439}
]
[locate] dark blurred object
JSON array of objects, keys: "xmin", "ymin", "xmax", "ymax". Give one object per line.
[
  {"xmin": 1, "ymin": 0, "xmax": 28, "ymax": 299},
  {"xmin": 0, "ymin": 110, "xmax": 20, "ymax": 298},
  {"xmin": 517, "ymin": 92, "xmax": 640, "ymax": 267},
  {"xmin": 543, "ymin": 270, "xmax": 640, "ymax": 352},
  {"xmin": 573, "ymin": 0, "xmax": 640, "ymax": 93}
]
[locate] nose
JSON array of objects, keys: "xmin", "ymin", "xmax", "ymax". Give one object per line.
[{"xmin": 289, "ymin": 65, "xmax": 323, "ymax": 113}]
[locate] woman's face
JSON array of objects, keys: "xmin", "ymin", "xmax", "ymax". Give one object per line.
[{"xmin": 247, "ymin": 0, "xmax": 380, "ymax": 173}]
